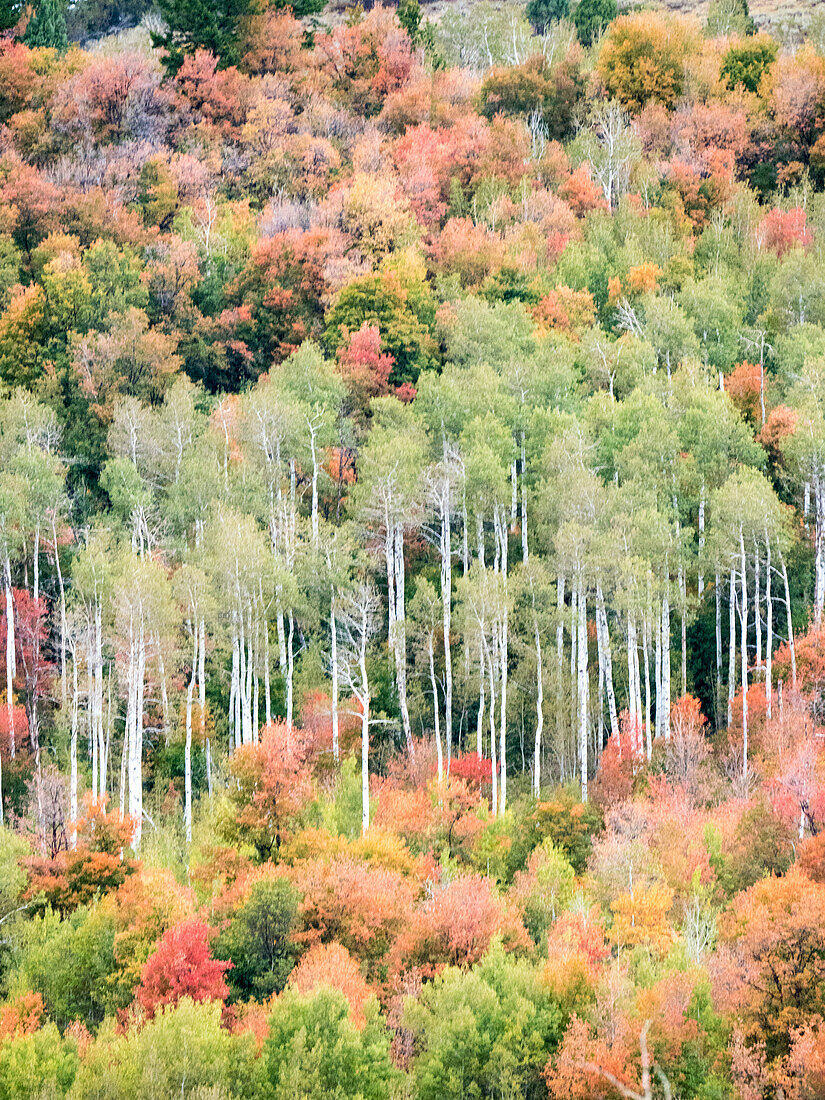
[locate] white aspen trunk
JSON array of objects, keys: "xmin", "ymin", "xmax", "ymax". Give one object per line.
[
  {"xmin": 359, "ymin": 603, "xmax": 370, "ymax": 837},
  {"xmin": 715, "ymin": 573, "xmax": 722, "ymax": 716},
  {"xmin": 392, "ymin": 523, "xmax": 414, "ymax": 758},
  {"xmin": 90, "ymin": 640, "xmax": 97, "ymax": 800},
  {"xmin": 276, "ymin": 602, "xmax": 287, "ymax": 674},
  {"xmin": 229, "ymin": 632, "xmax": 238, "ymax": 751},
  {"xmin": 32, "ymin": 526, "xmax": 39, "ymax": 603},
  {"xmin": 815, "ymin": 477, "xmax": 824, "ymax": 628},
  {"xmin": 4, "ymin": 559, "xmax": 15, "ymax": 760},
  {"xmin": 462, "ymin": 497, "xmax": 469, "ymax": 575},
  {"xmin": 70, "ymin": 646, "xmax": 78, "ymax": 847},
  {"xmin": 761, "ymin": 545, "xmax": 765, "ymax": 673},
  {"xmin": 488, "ymin": 635, "xmax": 498, "ymax": 815},
  {"xmin": 740, "ymin": 529, "xmax": 748, "ymax": 785},
  {"xmin": 654, "ymin": 601, "xmax": 662, "ymax": 741},
  {"xmin": 185, "ymin": 625, "xmax": 196, "ymax": 845},
  {"xmin": 286, "ymin": 611, "xmax": 295, "ymax": 732},
  {"xmin": 476, "ymin": 634, "xmax": 485, "ymax": 759},
  {"xmin": 629, "ymin": 611, "xmax": 642, "ymax": 748},
  {"xmin": 533, "ymin": 609, "xmax": 543, "ymax": 796},
  {"xmin": 643, "ymin": 616, "xmax": 652, "ymax": 760},
  {"xmin": 577, "ymin": 580, "xmax": 588, "ymax": 802},
  {"xmin": 728, "ymin": 569, "xmax": 736, "ymax": 726},
  {"xmin": 661, "ymin": 591, "xmax": 671, "ymax": 740},
  {"xmin": 429, "ymin": 634, "xmax": 443, "ymax": 782},
  {"xmin": 310, "ymin": 427, "xmax": 319, "ymax": 549},
  {"xmin": 521, "ymin": 432, "xmax": 528, "ymax": 564},
  {"xmin": 263, "ymin": 614, "xmax": 271, "ymax": 728},
  {"xmin": 199, "ymin": 617, "xmax": 211, "ymax": 799},
  {"xmin": 596, "ymin": 585, "xmax": 619, "ymax": 742},
  {"xmin": 510, "ymin": 458, "xmax": 518, "ymax": 529},
  {"xmin": 556, "ymin": 575, "xmax": 565, "ymax": 749},
  {"xmin": 765, "ymin": 535, "xmax": 773, "ymax": 720},
  {"xmin": 156, "ymin": 640, "xmax": 170, "ymax": 746},
  {"xmin": 499, "ymin": 613, "xmax": 508, "ymax": 816},
  {"xmin": 52, "ymin": 516, "xmax": 67, "ymax": 710},
  {"xmin": 331, "ymin": 595, "xmax": 339, "ymax": 762},
  {"xmin": 570, "ymin": 585, "xmax": 578, "ymax": 760},
  {"xmin": 95, "ymin": 602, "xmax": 105, "ymax": 796},
  {"xmin": 781, "ymin": 554, "xmax": 796, "ymax": 689},
  {"xmin": 698, "ymin": 485, "xmax": 705, "ymax": 598},
  {"xmin": 440, "ymin": 493, "xmax": 453, "ymax": 767}
]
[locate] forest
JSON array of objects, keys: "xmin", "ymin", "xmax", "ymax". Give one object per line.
[{"xmin": 0, "ymin": 0, "xmax": 824, "ymax": 1093}]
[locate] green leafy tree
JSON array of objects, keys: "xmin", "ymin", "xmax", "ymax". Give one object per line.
[
  {"xmin": 720, "ymin": 35, "xmax": 776, "ymax": 92},
  {"xmin": 217, "ymin": 879, "xmax": 299, "ymax": 1001},
  {"xmin": 151, "ymin": 0, "xmax": 256, "ymax": 73},
  {"xmin": 263, "ymin": 987, "xmax": 398, "ymax": 1100},
  {"xmin": 0, "ymin": 1023, "xmax": 79, "ymax": 1100},
  {"xmin": 405, "ymin": 945, "xmax": 564, "ymax": 1100}
]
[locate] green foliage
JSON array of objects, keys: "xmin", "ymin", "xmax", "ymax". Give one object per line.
[
  {"xmin": 71, "ymin": 999, "xmax": 260, "ymax": 1100},
  {"xmin": 10, "ymin": 907, "xmax": 118, "ymax": 1030},
  {"xmin": 526, "ymin": 0, "xmax": 570, "ymax": 32},
  {"xmin": 572, "ymin": 0, "xmax": 616, "ymax": 46},
  {"xmin": 405, "ymin": 944, "xmax": 564, "ymax": 1100},
  {"xmin": 23, "ymin": 0, "xmax": 68, "ymax": 49},
  {"xmin": 217, "ymin": 879, "xmax": 299, "ymax": 1001},
  {"xmin": 151, "ymin": 0, "xmax": 255, "ymax": 72},
  {"xmin": 0, "ymin": 1023, "xmax": 78, "ymax": 1100},
  {"xmin": 263, "ymin": 987, "xmax": 398, "ymax": 1100},
  {"xmin": 720, "ymin": 36, "xmax": 777, "ymax": 93}
]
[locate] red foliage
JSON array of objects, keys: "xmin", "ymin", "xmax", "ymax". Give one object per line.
[
  {"xmin": 757, "ymin": 207, "xmax": 812, "ymax": 258},
  {"xmin": 135, "ymin": 919, "xmax": 231, "ymax": 1019},
  {"xmin": 336, "ymin": 323, "xmax": 394, "ymax": 406},
  {"xmin": 390, "ymin": 874, "xmax": 529, "ymax": 977},
  {"xmin": 726, "ymin": 361, "xmax": 766, "ymax": 424},
  {"xmin": 449, "ymin": 753, "xmax": 494, "ymax": 785}
]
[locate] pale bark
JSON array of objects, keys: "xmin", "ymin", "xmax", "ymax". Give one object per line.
[
  {"xmin": 595, "ymin": 585, "xmax": 619, "ymax": 743},
  {"xmin": 185, "ymin": 624, "xmax": 197, "ymax": 844},
  {"xmin": 780, "ymin": 552, "xmax": 796, "ymax": 689},
  {"xmin": 765, "ymin": 535, "xmax": 773, "ymax": 719},
  {"xmin": 428, "ymin": 634, "xmax": 443, "ymax": 782},
  {"xmin": 577, "ymin": 581, "xmax": 588, "ymax": 802},
  {"xmin": 740, "ymin": 530, "xmax": 748, "ymax": 785},
  {"xmin": 728, "ymin": 569, "xmax": 736, "ymax": 726},
  {"xmin": 4, "ymin": 559, "xmax": 15, "ymax": 760},
  {"xmin": 330, "ymin": 595, "xmax": 339, "ymax": 762}
]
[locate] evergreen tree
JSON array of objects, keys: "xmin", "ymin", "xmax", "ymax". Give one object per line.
[
  {"xmin": 526, "ymin": 0, "xmax": 569, "ymax": 33},
  {"xmin": 24, "ymin": 0, "xmax": 68, "ymax": 49},
  {"xmin": 151, "ymin": 0, "xmax": 256, "ymax": 73},
  {"xmin": 572, "ymin": 0, "xmax": 616, "ymax": 46}
]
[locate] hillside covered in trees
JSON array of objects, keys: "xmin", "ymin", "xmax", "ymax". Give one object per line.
[{"xmin": 1, "ymin": 0, "xmax": 825, "ymax": 1095}]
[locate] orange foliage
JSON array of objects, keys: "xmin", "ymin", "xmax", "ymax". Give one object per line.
[
  {"xmin": 26, "ymin": 795, "xmax": 137, "ymax": 913},
  {"xmin": 0, "ymin": 992, "xmax": 44, "ymax": 1041},
  {"xmin": 559, "ymin": 164, "xmax": 607, "ymax": 217},
  {"xmin": 533, "ymin": 286, "xmax": 596, "ymax": 338},
  {"xmin": 757, "ymin": 207, "xmax": 812, "ymax": 258},
  {"xmin": 627, "ymin": 262, "xmax": 661, "ymax": 295},
  {"xmin": 289, "ymin": 942, "xmax": 374, "ymax": 1028},
  {"xmin": 390, "ymin": 874, "xmax": 528, "ymax": 977},
  {"xmin": 726, "ymin": 360, "xmax": 765, "ymax": 424}
]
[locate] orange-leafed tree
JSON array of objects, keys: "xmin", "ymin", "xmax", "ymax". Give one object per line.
[
  {"xmin": 390, "ymin": 874, "xmax": 529, "ymax": 978},
  {"xmin": 221, "ymin": 720, "xmax": 315, "ymax": 862},
  {"xmin": 288, "ymin": 942, "xmax": 374, "ymax": 1028},
  {"xmin": 26, "ymin": 795, "xmax": 137, "ymax": 913}
]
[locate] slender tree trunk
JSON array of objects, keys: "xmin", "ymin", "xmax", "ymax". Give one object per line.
[
  {"xmin": 698, "ymin": 484, "xmax": 705, "ymax": 598},
  {"xmin": 521, "ymin": 432, "xmax": 528, "ymax": 564},
  {"xmin": 476, "ymin": 634, "xmax": 485, "ymax": 759},
  {"xmin": 70, "ymin": 646, "xmax": 78, "ymax": 847},
  {"xmin": 185, "ymin": 625, "xmax": 197, "ymax": 844},
  {"xmin": 740, "ymin": 530, "xmax": 748, "ymax": 785},
  {"xmin": 780, "ymin": 553, "xmax": 796, "ymax": 689},
  {"xmin": 661, "ymin": 590, "xmax": 670, "ymax": 739},
  {"xmin": 286, "ymin": 611, "xmax": 294, "ymax": 733},
  {"xmin": 533, "ymin": 607, "xmax": 543, "ymax": 796},
  {"xmin": 643, "ymin": 616, "xmax": 652, "ymax": 760},
  {"xmin": 440, "ymin": 491, "xmax": 453, "ymax": 767},
  {"xmin": 359, "ymin": 604, "xmax": 370, "ymax": 837},
  {"xmin": 765, "ymin": 535, "xmax": 773, "ymax": 720},
  {"xmin": 556, "ymin": 575, "xmax": 565, "ymax": 751},
  {"xmin": 728, "ymin": 569, "xmax": 736, "ymax": 726},
  {"xmin": 815, "ymin": 475, "xmax": 824, "ymax": 628},
  {"xmin": 596, "ymin": 584, "xmax": 619, "ymax": 743},
  {"xmin": 52, "ymin": 516, "xmax": 67, "ymax": 710},
  {"xmin": 761, "ymin": 541, "xmax": 765, "ymax": 668},
  {"xmin": 715, "ymin": 573, "xmax": 722, "ymax": 723},
  {"xmin": 429, "ymin": 634, "xmax": 443, "ymax": 782},
  {"xmin": 655, "ymin": 600, "xmax": 662, "ymax": 742},
  {"xmin": 577, "ymin": 580, "xmax": 588, "ymax": 802},
  {"xmin": 331, "ymin": 594, "xmax": 340, "ymax": 762},
  {"xmin": 488, "ymin": 635, "xmax": 498, "ymax": 815},
  {"xmin": 4, "ymin": 558, "xmax": 15, "ymax": 760},
  {"xmin": 199, "ymin": 617, "xmax": 211, "ymax": 799}
]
